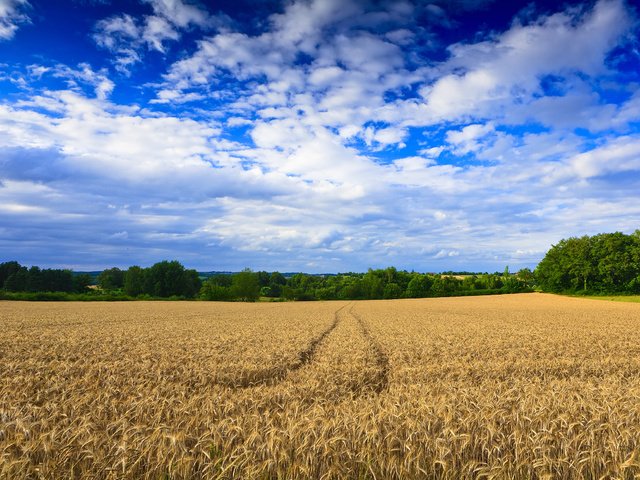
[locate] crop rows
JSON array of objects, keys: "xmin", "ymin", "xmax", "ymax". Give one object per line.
[{"xmin": 2, "ymin": 294, "xmax": 640, "ymax": 478}]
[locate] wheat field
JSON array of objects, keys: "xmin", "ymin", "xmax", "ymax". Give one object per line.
[{"xmin": 2, "ymin": 293, "xmax": 640, "ymax": 479}]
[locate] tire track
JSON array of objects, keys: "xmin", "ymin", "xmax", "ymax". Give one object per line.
[
  {"xmin": 278, "ymin": 302, "xmax": 386, "ymax": 401},
  {"xmin": 296, "ymin": 303, "xmax": 349, "ymax": 367},
  {"xmin": 349, "ymin": 306, "xmax": 390, "ymax": 394},
  {"xmin": 216, "ymin": 303, "xmax": 350, "ymax": 388}
]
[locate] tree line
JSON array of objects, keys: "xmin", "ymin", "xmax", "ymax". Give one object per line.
[
  {"xmin": 0, "ymin": 260, "xmax": 533, "ymax": 301},
  {"xmin": 0, "ymin": 260, "xmax": 200, "ymax": 299},
  {"xmin": 535, "ymin": 231, "xmax": 640, "ymax": 293},
  {"xmin": 200, "ymin": 266, "xmax": 533, "ymax": 301},
  {"xmin": 4, "ymin": 230, "xmax": 638, "ymax": 301},
  {"xmin": 0, "ymin": 261, "xmax": 92, "ymax": 294}
]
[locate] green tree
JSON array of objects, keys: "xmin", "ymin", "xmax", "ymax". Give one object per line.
[
  {"xmin": 337, "ymin": 276, "xmax": 364, "ymax": 299},
  {"xmin": 362, "ymin": 270, "xmax": 384, "ymax": 299},
  {"xmin": 461, "ymin": 275, "xmax": 479, "ymax": 291},
  {"xmin": 383, "ymin": 282, "xmax": 402, "ymax": 299},
  {"xmin": 181, "ymin": 269, "xmax": 202, "ymax": 298},
  {"xmin": 0, "ymin": 261, "xmax": 24, "ymax": 289},
  {"xmin": 44, "ymin": 269, "xmax": 74, "ymax": 292},
  {"xmin": 268, "ymin": 271, "xmax": 287, "ymax": 297},
  {"xmin": 406, "ymin": 274, "xmax": 433, "ymax": 297},
  {"xmin": 232, "ymin": 268, "xmax": 260, "ymax": 301},
  {"xmin": 144, "ymin": 260, "xmax": 200, "ymax": 298},
  {"xmin": 256, "ymin": 271, "xmax": 271, "ymax": 288},
  {"xmin": 4, "ymin": 269, "xmax": 28, "ymax": 291},
  {"xmin": 591, "ymin": 232, "xmax": 638, "ymax": 292},
  {"xmin": 516, "ymin": 268, "xmax": 535, "ymax": 287},
  {"xmin": 536, "ymin": 240, "xmax": 570, "ymax": 292},
  {"xmin": 536, "ymin": 232, "xmax": 640, "ymax": 293},
  {"xmin": 98, "ymin": 267, "xmax": 124, "ymax": 291},
  {"xmin": 123, "ymin": 266, "xmax": 145, "ymax": 296},
  {"xmin": 26, "ymin": 266, "xmax": 43, "ymax": 292},
  {"xmin": 73, "ymin": 273, "xmax": 93, "ymax": 293},
  {"xmin": 431, "ymin": 275, "xmax": 461, "ymax": 296},
  {"xmin": 206, "ymin": 274, "xmax": 232, "ymax": 287},
  {"xmin": 200, "ymin": 279, "xmax": 232, "ymax": 300}
]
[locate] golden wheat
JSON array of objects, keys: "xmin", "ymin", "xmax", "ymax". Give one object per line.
[{"xmin": 1, "ymin": 294, "xmax": 640, "ymax": 479}]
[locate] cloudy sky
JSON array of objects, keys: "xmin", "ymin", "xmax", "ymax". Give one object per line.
[{"xmin": 1, "ymin": 0, "xmax": 639, "ymax": 272}]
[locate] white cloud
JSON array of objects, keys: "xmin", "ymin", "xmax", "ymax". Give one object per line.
[
  {"xmin": 155, "ymin": 0, "xmax": 637, "ymax": 147},
  {"xmin": 392, "ymin": 156, "xmax": 435, "ymax": 171},
  {"xmin": 158, "ymin": 0, "xmax": 414, "ymax": 117},
  {"xmin": 2, "ymin": 0, "xmax": 640, "ymax": 271},
  {"xmin": 0, "ymin": 0, "xmax": 29, "ymax": 40},
  {"xmin": 93, "ymin": 14, "xmax": 139, "ymax": 50},
  {"xmin": 420, "ymin": 0, "xmax": 632, "ymax": 123},
  {"xmin": 142, "ymin": 15, "xmax": 179, "ymax": 52},
  {"xmin": 372, "ymin": 126, "xmax": 408, "ymax": 147},
  {"xmin": 226, "ymin": 117, "xmax": 253, "ymax": 127},
  {"xmin": 94, "ymin": 0, "xmax": 212, "ymax": 72},
  {"xmin": 446, "ymin": 123, "xmax": 495, "ymax": 154},
  {"xmin": 419, "ymin": 146, "xmax": 444, "ymax": 158},
  {"xmin": 50, "ymin": 63, "xmax": 115, "ymax": 100},
  {"xmin": 434, "ymin": 249, "xmax": 460, "ymax": 259},
  {"xmin": 143, "ymin": 0, "xmax": 210, "ymax": 28},
  {"xmin": 570, "ymin": 135, "xmax": 640, "ymax": 178},
  {"xmin": 93, "ymin": 14, "xmax": 144, "ymax": 72},
  {"xmin": 151, "ymin": 88, "xmax": 203, "ymax": 104}
]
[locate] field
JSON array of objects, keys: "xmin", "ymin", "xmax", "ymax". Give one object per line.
[
  {"xmin": 2, "ymin": 293, "xmax": 640, "ymax": 479},
  {"xmin": 580, "ymin": 295, "xmax": 640, "ymax": 304}
]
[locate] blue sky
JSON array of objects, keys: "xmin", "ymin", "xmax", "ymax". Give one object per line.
[{"xmin": 1, "ymin": 0, "xmax": 639, "ymax": 273}]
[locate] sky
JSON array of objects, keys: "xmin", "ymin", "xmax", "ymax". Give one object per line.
[{"xmin": 0, "ymin": 0, "xmax": 639, "ymax": 273}]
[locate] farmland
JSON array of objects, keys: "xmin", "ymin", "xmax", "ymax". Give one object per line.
[{"xmin": 2, "ymin": 294, "xmax": 640, "ymax": 479}]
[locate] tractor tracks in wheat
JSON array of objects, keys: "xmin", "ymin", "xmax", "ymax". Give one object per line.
[
  {"xmin": 216, "ymin": 303, "xmax": 350, "ymax": 388},
  {"xmin": 349, "ymin": 305, "xmax": 390, "ymax": 395},
  {"xmin": 212, "ymin": 302, "xmax": 390, "ymax": 398}
]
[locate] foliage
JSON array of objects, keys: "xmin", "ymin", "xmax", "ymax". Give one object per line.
[
  {"xmin": 73, "ymin": 273, "xmax": 93, "ymax": 293},
  {"xmin": 0, "ymin": 262, "xmax": 81, "ymax": 293},
  {"xmin": 406, "ymin": 274, "xmax": 433, "ymax": 298},
  {"xmin": 536, "ymin": 231, "xmax": 640, "ymax": 293},
  {"xmin": 0, "ymin": 260, "xmax": 201, "ymax": 299},
  {"xmin": 1, "ymin": 261, "xmax": 533, "ymax": 302},
  {"xmin": 200, "ymin": 282, "xmax": 232, "ymax": 301},
  {"xmin": 231, "ymin": 268, "xmax": 260, "ymax": 302},
  {"xmin": 124, "ymin": 266, "xmax": 145, "ymax": 297},
  {"xmin": 98, "ymin": 267, "xmax": 124, "ymax": 291},
  {"xmin": 144, "ymin": 261, "xmax": 201, "ymax": 298},
  {"xmin": 234, "ymin": 268, "xmax": 531, "ymax": 302}
]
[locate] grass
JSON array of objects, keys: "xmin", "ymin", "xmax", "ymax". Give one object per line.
[
  {"xmin": 559, "ymin": 290, "xmax": 640, "ymax": 303},
  {"xmin": 580, "ymin": 294, "xmax": 640, "ymax": 303}
]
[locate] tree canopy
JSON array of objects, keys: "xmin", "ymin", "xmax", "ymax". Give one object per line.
[
  {"xmin": 535, "ymin": 231, "xmax": 640, "ymax": 293},
  {"xmin": 1, "ymin": 262, "xmax": 537, "ymax": 301}
]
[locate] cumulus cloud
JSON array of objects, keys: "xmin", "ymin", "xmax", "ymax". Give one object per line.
[
  {"xmin": 158, "ymin": 0, "xmax": 636, "ymax": 142},
  {"xmin": 419, "ymin": 0, "xmax": 633, "ymax": 124},
  {"xmin": 158, "ymin": 0, "xmax": 416, "ymax": 118},
  {"xmin": 0, "ymin": 0, "xmax": 29, "ymax": 40},
  {"xmin": 446, "ymin": 123, "xmax": 495, "ymax": 155},
  {"xmin": 50, "ymin": 63, "xmax": 115, "ymax": 100},
  {"xmin": 2, "ymin": 0, "xmax": 640, "ymax": 271},
  {"xmin": 143, "ymin": 0, "xmax": 209, "ymax": 28},
  {"xmin": 570, "ymin": 136, "xmax": 640, "ymax": 179},
  {"xmin": 93, "ymin": 14, "xmax": 144, "ymax": 71},
  {"xmin": 93, "ymin": 0, "xmax": 212, "ymax": 72}
]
